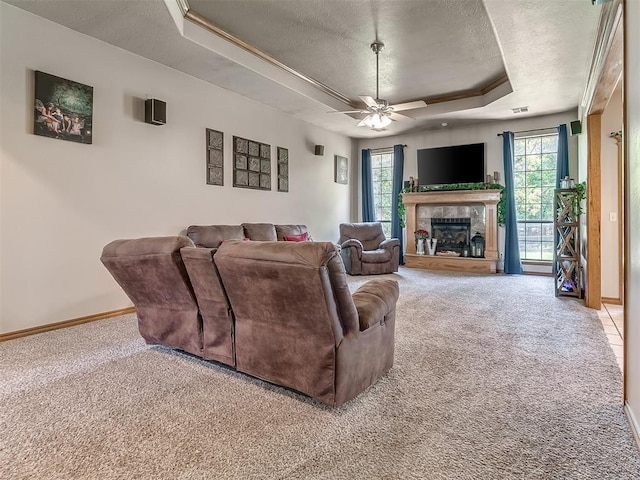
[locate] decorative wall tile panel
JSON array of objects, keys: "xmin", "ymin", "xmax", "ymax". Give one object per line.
[
  {"xmin": 206, "ymin": 129, "xmax": 223, "ymax": 186},
  {"xmin": 234, "ymin": 136, "xmax": 271, "ymax": 190},
  {"xmin": 277, "ymin": 147, "xmax": 289, "ymax": 193}
]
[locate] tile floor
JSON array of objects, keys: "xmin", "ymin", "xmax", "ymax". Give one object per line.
[{"xmin": 598, "ymin": 303, "xmax": 624, "ymax": 372}]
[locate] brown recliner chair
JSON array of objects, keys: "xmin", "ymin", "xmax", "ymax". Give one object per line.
[
  {"xmin": 100, "ymin": 236, "xmax": 203, "ymax": 357},
  {"xmin": 339, "ymin": 222, "xmax": 400, "ymax": 275},
  {"xmin": 214, "ymin": 240, "xmax": 399, "ymax": 407}
]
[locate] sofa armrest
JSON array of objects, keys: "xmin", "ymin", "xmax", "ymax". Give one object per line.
[
  {"xmin": 379, "ymin": 238, "xmax": 400, "ymax": 250},
  {"xmin": 352, "ymin": 279, "xmax": 399, "ymax": 331},
  {"xmin": 340, "ymin": 238, "xmax": 364, "ymax": 252}
]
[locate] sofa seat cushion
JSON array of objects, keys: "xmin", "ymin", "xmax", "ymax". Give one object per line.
[
  {"xmin": 187, "ymin": 225, "xmax": 245, "ymax": 248},
  {"xmin": 242, "ymin": 223, "xmax": 277, "ymax": 241},
  {"xmin": 361, "ymin": 248, "xmax": 393, "ymax": 263}
]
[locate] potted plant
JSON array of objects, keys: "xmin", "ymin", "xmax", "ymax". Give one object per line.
[{"xmin": 414, "ymin": 229, "xmax": 429, "ymax": 255}]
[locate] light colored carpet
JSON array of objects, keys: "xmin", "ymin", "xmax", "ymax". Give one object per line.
[{"xmin": 1, "ymin": 267, "xmax": 639, "ymax": 479}]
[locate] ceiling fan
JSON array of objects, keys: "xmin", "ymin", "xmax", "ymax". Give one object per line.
[{"xmin": 332, "ymin": 41, "xmax": 427, "ymax": 130}]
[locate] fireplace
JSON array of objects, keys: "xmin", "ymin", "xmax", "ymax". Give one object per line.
[
  {"xmin": 431, "ymin": 217, "xmax": 471, "ymax": 254},
  {"xmin": 402, "ymin": 190, "xmax": 500, "ymax": 273}
]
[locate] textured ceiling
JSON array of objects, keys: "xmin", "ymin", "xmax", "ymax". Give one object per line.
[
  {"xmin": 4, "ymin": 0, "xmax": 601, "ymax": 138},
  {"xmin": 189, "ymin": 0, "xmax": 506, "ymax": 104}
]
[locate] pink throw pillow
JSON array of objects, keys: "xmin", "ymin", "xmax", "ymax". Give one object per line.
[{"xmin": 283, "ymin": 232, "xmax": 309, "ymax": 242}]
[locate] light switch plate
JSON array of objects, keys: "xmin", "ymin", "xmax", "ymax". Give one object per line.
[{"xmin": 610, "ymin": 212, "xmax": 617, "ymax": 222}]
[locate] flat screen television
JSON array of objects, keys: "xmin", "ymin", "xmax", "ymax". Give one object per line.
[{"xmin": 417, "ymin": 143, "xmax": 485, "ymax": 186}]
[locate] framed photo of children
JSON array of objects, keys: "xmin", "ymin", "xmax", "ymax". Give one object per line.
[
  {"xmin": 33, "ymin": 71, "xmax": 94, "ymax": 144},
  {"xmin": 334, "ymin": 155, "xmax": 348, "ymax": 184}
]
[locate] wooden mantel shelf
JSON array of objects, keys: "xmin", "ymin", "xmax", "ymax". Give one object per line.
[
  {"xmin": 402, "ymin": 190, "xmax": 501, "ymax": 274},
  {"xmin": 402, "ymin": 189, "xmax": 502, "ymax": 206}
]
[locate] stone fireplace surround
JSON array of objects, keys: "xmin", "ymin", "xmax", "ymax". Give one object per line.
[{"xmin": 401, "ymin": 190, "xmax": 501, "ymax": 273}]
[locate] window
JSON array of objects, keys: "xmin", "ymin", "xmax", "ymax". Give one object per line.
[
  {"xmin": 514, "ymin": 133, "xmax": 558, "ymax": 261},
  {"xmin": 371, "ymin": 151, "xmax": 394, "ymax": 238}
]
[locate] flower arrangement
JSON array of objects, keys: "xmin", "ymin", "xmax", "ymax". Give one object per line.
[{"xmin": 414, "ymin": 229, "xmax": 429, "ymax": 240}]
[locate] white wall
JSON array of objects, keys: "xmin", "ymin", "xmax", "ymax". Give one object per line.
[
  {"xmin": 357, "ymin": 112, "xmax": 579, "ymax": 273},
  {"xmin": 625, "ymin": 0, "xmax": 640, "ymax": 448},
  {"xmin": 0, "ymin": 4, "xmax": 353, "ymax": 333},
  {"xmin": 600, "ymin": 83, "xmax": 623, "ymax": 300}
]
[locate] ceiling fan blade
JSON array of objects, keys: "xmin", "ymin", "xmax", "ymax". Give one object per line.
[
  {"xmin": 359, "ymin": 95, "xmax": 379, "ymax": 108},
  {"xmin": 388, "ymin": 112, "xmax": 416, "ymax": 122},
  {"xmin": 327, "ymin": 109, "xmax": 368, "ymax": 114},
  {"xmin": 389, "ymin": 100, "xmax": 427, "ymax": 112}
]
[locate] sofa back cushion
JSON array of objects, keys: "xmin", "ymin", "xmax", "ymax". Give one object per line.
[
  {"xmin": 186, "ymin": 225, "xmax": 245, "ymax": 248},
  {"xmin": 100, "ymin": 236, "xmax": 203, "ymax": 357},
  {"xmin": 275, "ymin": 224, "xmax": 309, "ymax": 241},
  {"xmin": 241, "ymin": 222, "xmax": 277, "ymax": 241},
  {"xmin": 339, "ymin": 222, "xmax": 386, "ymax": 251},
  {"xmin": 101, "ymin": 236, "xmax": 196, "ymax": 307},
  {"xmin": 214, "ymin": 241, "xmax": 358, "ymax": 404}
]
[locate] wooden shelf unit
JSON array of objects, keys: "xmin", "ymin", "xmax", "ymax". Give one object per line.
[
  {"xmin": 553, "ymin": 188, "xmax": 582, "ymax": 298},
  {"xmin": 401, "ymin": 190, "xmax": 501, "ymax": 274}
]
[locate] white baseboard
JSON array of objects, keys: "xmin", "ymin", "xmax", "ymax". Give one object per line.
[{"xmin": 625, "ymin": 402, "xmax": 640, "ymax": 450}]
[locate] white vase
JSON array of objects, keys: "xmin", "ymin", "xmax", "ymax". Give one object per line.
[
  {"xmin": 416, "ymin": 238, "xmax": 425, "ymax": 255},
  {"xmin": 427, "ymin": 238, "xmax": 438, "ymax": 255}
]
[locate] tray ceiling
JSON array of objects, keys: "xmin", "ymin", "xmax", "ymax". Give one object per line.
[{"xmin": 4, "ymin": 0, "xmax": 601, "ymax": 138}]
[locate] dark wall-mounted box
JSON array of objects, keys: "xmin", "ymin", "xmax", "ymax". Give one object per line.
[{"xmin": 145, "ymin": 98, "xmax": 166, "ymax": 125}]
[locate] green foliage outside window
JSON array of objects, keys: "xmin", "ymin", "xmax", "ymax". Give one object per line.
[
  {"xmin": 371, "ymin": 153, "xmax": 394, "ymax": 237},
  {"xmin": 514, "ymin": 134, "xmax": 558, "ymax": 261}
]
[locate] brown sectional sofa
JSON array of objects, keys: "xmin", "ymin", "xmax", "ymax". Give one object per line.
[{"xmin": 101, "ymin": 226, "xmax": 399, "ymax": 407}]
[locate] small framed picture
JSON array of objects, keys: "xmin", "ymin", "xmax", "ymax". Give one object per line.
[{"xmin": 334, "ymin": 155, "xmax": 348, "ymax": 185}]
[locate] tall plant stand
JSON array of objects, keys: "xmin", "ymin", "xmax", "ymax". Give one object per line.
[{"xmin": 554, "ymin": 188, "xmax": 582, "ymax": 298}]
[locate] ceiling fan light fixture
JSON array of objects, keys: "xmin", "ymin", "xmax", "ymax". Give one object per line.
[
  {"xmin": 329, "ymin": 40, "xmax": 426, "ymax": 129},
  {"xmin": 364, "ymin": 113, "xmax": 392, "ymax": 129}
]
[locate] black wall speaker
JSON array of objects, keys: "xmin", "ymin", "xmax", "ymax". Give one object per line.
[
  {"xmin": 145, "ymin": 98, "xmax": 166, "ymax": 125},
  {"xmin": 570, "ymin": 120, "xmax": 582, "ymax": 135},
  {"xmin": 314, "ymin": 145, "xmax": 325, "ymax": 156}
]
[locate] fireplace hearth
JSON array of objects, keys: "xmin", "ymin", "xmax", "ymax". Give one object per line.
[{"xmin": 431, "ymin": 218, "xmax": 471, "ymax": 254}]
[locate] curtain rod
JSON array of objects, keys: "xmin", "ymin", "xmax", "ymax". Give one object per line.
[
  {"xmin": 370, "ymin": 144, "xmax": 407, "ymax": 153},
  {"xmin": 497, "ymin": 127, "xmax": 557, "ymax": 137}
]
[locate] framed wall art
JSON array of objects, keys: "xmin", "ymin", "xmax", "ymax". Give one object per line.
[
  {"xmin": 277, "ymin": 147, "xmax": 289, "ymax": 192},
  {"xmin": 233, "ymin": 136, "xmax": 271, "ymax": 190},
  {"xmin": 34, "ymin": 71, "xmax": 93, "ymax": 144},
  {"xmin": 206, "ymin": 128, "xmax": 224, "ymax": 186},
  {"xmin": 334, "ymin": 155, "xmax": 348, "ymax": 185}
]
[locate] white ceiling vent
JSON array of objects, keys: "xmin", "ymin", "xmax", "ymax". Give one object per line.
[{"xmin": 512, "ymin": 106, "xmax": 529, "ymax": 114}]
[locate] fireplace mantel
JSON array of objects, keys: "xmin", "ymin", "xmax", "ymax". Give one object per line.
[{"xmin": 402, "ymin": 189, "xmax": 501, "ymax": 273}]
